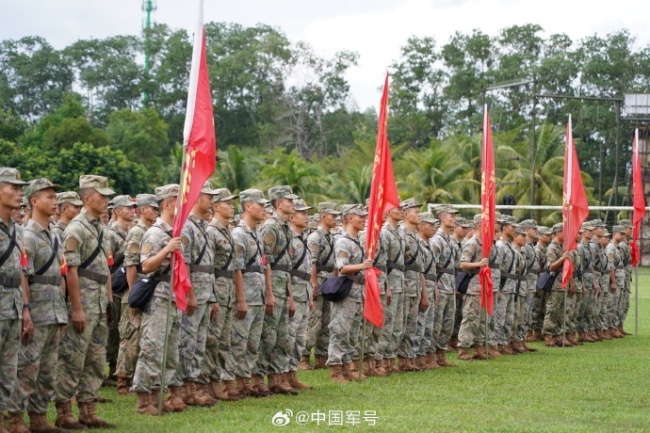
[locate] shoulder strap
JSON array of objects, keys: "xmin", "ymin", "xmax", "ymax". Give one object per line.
[
  {"xmin": 405, "ymin": 233, "xmax": 420, "ymax": 266},
  {"xmin": 35, "ymin": 238, "xmax": 59, "ymax": 275},
  {"xmin": 218, "ymin": 228, "xmax": 234, "ymax": 271},
  {"xmin": 373, "ymin": 241, "xmax": 383, "ymax": 266},
  {"xmin": 80, "ymin": 231, "xmax": 104, "ymax": 269},
  {"xmin": 292, "ymin": 236, "xmax": 309, "ymax": 271},
  {"xmin": 318, "ymin": 233, "xmax": 335, "ymax": 266},
  {"xmin": 0, "ymin": 227, "xmax": 18, "ymax": 269},
  {"xmin": 423, "ymin": 244, "xmax": 435, "ymax": 274},
  {"xmin": 190, "ymin": 219, "xmax": 209, "ymax": 265},
  {"xmin": 245, "ymin": 232, "xmax": 263, "ymax": 268},
  {"xmin": 505, "ymin": 243, "xmax": 516, "ymax": 274},
  {"xmin": 270, "ymin": 224, "xmax": 292, "ymax": 266}
]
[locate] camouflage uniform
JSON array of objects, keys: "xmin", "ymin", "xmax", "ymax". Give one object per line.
[
  {"xmin": 451, "ymin": 235, "xmax": 464, "ymax": 346},
  {"xmin": 431, "ymin": 228, "xmax": 456, "ymax": 351},
  {"xmin": 457, "ymin": 235, "xmax": 485, "ymax": 348},
  {"xmin": 8, "ymin": 217, "xmax": 67, "ymax": 414},
  {"xmin": 106, "ymin": 214, "xmax": 130, "ymax": 373},
  {"xmin": 531, "ymin": 241, "xmax": 549, "ymax": 333},
  {"xmin": 521, "ymin": 240, "xmax": 537, "ymax": 339},
  {"xmin": 566, "ymin": 249, "xmax": 583, "ymax": 334},
  {"xmin": 605, "ymin": 237, "xmax": 624, "ymax": 328},
  {"xmin": 618, "ymin": 237, "xmax": 631, "ymax": 327},
  {"xmin": 510, "ymin": 242, "xmax": 526, "ymax": 344},
  {"xmin": 399, "ymin": 224, "xmax": 423, "ymax": 360},
  {"xmin": 487, "ymin": 240, "xmax": 503, "ymax": 347},
  {"xmin": 494, "ymin": 238, "xmax": 517, "ymax": 345},
  {"xmin": 380, "ymin": 222, "xmax": 405, "ymax": 362},
  {"xmin": 543, "ymin": 240, "xmax": 566, "ymax": 336},
  {"xmin": 577, "ymin": 239, "xmax": 594, "ymax": 333},
  {"xmin": 597, "ymin": 239, "xmax": 611, "ymax": 331},
  {"xmin": 289, "ymin": 229, "xmax": 312, "ymax": 372},
  {"xmin": 131, "ymin": 216, "xmax": 182, "ymax": 393},
  {"xmin": 177, "ymin": 212, "xmax": 217, "ymax": 384},
  {"xmin": 416, "ymin": 230, "xmax": 437, "ymax": 357},
  {"xmin": 359, "ymin": 229, "xmax": 387, "ymax": 362},
  {"xmin": 589, "ymin": 236, "xmax": 605, "ymax": 333}
]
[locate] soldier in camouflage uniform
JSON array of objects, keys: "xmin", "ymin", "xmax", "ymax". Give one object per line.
[
  {"xmin": 617, "ymin": 219, "xmax": 633, "ymax": 336},
  {"xmin": 431, "ymin": 204, "xmax": 459, "ymax": 367},
  {"xmin": 228, "ymin": 189, "xmax": 271, "ymax": 398},
  {"xmin": 494, "ymin": 216, "xmax": 517, "ymax": 354},
  {"xmin": 286, "ymin": 199, "xmax": 314, "ymax": 390},
  {"xmin": 542, "ymin": 223, "xmax": 570, "ymax": 347},
  {"xmin": 449, "ymin": 218, "xmax": 470, "ymax": 352},
  {"xmin": 588, "ymin": 219, "xmax": 607, "ymax": 341},
  {"xmin": 51, "ymin": 192, "xmax": 82, "ymax": 241},
  {"xmin": 55, "ymin": 175, "xmax": 116, "ymax": 429},
  {"xmin": 577, "ymin": 222, "xmax": 597, "ymax": 343},
  {"xmin": 177, "ymin": 181, "xmax": 219, "ymax": 407},
  {"xmin": 487, "ymin": 214, "xmax": 504, "ymax": 355},
  {"xmin": 327, "ymin": 204, "xmax": 373, "ymax": 383},
  {"xmin": 202, "ymin": 188, "xmax": 240, "ymax": 402},
  {"xmin": 255, "ymin": 185, "xmax": 298, "ymax": 395},
  {"xmin": 457, "ymin": 214, "xmax": 489, "ymax": 361},
  {"xmin": 606, "ymin": 226, "xmax": 626, "ymax": 338},
  {"xmin": 519, "ymin": 219, "xmax": 539, "ymax": 352},
  {"xmin": 398, "ymin": 199, "xmax": 428, "ymax": 372},
  {"xmin": 530, "ymin": 226, "xmax": 551, "ymax": 341},
  {"xmin": 509, "ymin": 226, "xmax": 528, "ymax": 353},
  {"xmin": 115, "ymin": 194, "xmax": 158, "ymax": 395},
  {"xmin": 0, "ymin": 169, "xmax": 29, "ymax": 433},
  {"xmin": 304, "ymin": 202, "xmax": 340, "ymax": 370},
  {"xmin": 565, "ymin": 234, "xmax": 583, "ymax": 346},
  {"xmin": 131, "ymin": 184, "xmax": 188, "ymax": 416},
  {"xmin": 105, "ymin": 195, "xmax": 136, "ymax": 387},
  {"xmin": 7, "ymin": 179, "xmax": 68, "ymax": 433}
]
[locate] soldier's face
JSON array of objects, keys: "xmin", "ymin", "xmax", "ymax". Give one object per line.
[
  {"xmin": 214, "ymin": 200, "xmax": 235, "ymax": 220},
  {"xmin": 31, "ymin": 189, "xmax": 58, "ymax": 217},
  {"xmin": 614, "ymin": 232, "xmax": 623, "ymax": 242},
  {"xmin": 116, "ymin": 206, "xmax": 135, "ymax": 222},
  {"xmin": 0, "ymin": 183, "xmax": 23, "ymax": 210},
  {"xmin": 139, "ymin": 205, "xmax": 158, "ymax": 224},
  {"xmin": 583, "ymin": 229, "xmax": 593, "ymax": 240},
  {"xmin": 246, "ymin": 202, "xmax": 266, "ymax": 222},
  {"xmin": 515, "ymin": 233, "xmax": 526, "ymax": 246},
  {"xmin": 277, "ymin": 198, "xmax": 295, "ymax": 215},
  {"xmin": 502, "ymin": 224, "xmax": 515, "ymax": 237},
  {"xmin": 594, "ymin": 227, "xmax": 604, "ymax": 236},
  {"xmin": 388, "ymin": 207, "xmax": 404, "ymax": 221},
  {"xmin": 601, "ymin": 237, "xmax": 610, "ymax": 246},
  {"xmin": 405, "ymin": 208, "xmax": 420, "ymax": 225},
  {"xmin": 419, "ymin": 222, "xmax": 435, "ymax": 239},
  {"xmin": 540, "ymin": 234, "xmax": 551, "ymax": 244},
  {"xmin": 291, "ymin": 210, "xmax": 309, "ymax": 229},
  {"xmin": 321, "ymin": 213, "xmax": 337, "ymax": 229},
  {"xmin": 196, "ymin": 193, "xmax": 213, "ymax": 215},
  {"xmin": 440, "ymin": 212, "xmax": 456, "ymax": 229},
  {"xmin": 349, "ymin": 214, "xmax": 366, "ymax": 231},
  {"xmin": 86, "ymin": 190, "xmax": 109, "ymax": 216}
]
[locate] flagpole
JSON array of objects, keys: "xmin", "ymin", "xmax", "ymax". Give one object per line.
[
  {"xmin": 359, "ymin": 290, "xmax": 366, "ymax": 382},
  {"xmin": 634, "ymin": 265, "xmax": 638, "ymax": 335}
]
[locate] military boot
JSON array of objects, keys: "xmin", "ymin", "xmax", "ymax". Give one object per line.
[
  {"xmin": 6, "ymin": 413, "xmax": 29, "ymax": 433},
  {"xmin": 55, "ymin": 402, "xmax": 87, "ymax": 430},
  {"xmin": 347, "ymin": 361, "xmax": 366, "ymax": 381},
  {"xmin": 487, "ymin": 346, "xmax": 502, "ymax": 358},
  {"xmin": 472, "ymin": 345, "xmax": 487, "ymax": 360},
  {"xmin": 397, "ymin": 356, "xmax": 410, "ymax": 373},
  {"xmin": 448, "ymin": 336, "xmax": 459, "ymax": 351},
  {"xmin": 135, "ymin": 393, "xmax": 159, "ymax": 416},
  {"xmin": 329, "ymin": 365, "xmax": 349, "ymax": 384},
  {"xmin": 280, "ymin": 373, "xmax": 300, "ymax": 395},
  {"xmin": 181, "ymin": 382, "xmax": 214, "ymax": 407},
  {"xmin": 298, "ymin": 355, "xmax": 312, "ymax": 371},
  {"xmin": 164, "ymin": 386, "xmax": 187, "ymax": 412},
  {"xmin": 512, "ymin": 342, "xmax": 525, "ymax": 354},
  {"xmin": 525, "ymin": 330, "xmax": 536, "ymax": 342},
  {"xmin": 150, "ymin": 388, "xmax": 168, "ymax": 413},
  {"xmin": 250, "ymin": 375, "xmax": 273, "ymax": 398},
  {"xmin": 209, "ymin": 380, "xmax": 239, "ymax": 401},
  {"xmin": 543, "ymin": 334, "xmax": 557, "ymax": 347},
  {"xmin": 196, "ymin": 383, "xmax": 218, "ymax": 406},
  {"xmin": 500, "ymin": 343, "xmax": 514, "ymax": 354},
  {"xmin": 116, "ymin": 377, "xmax": 130, "ymax": 396},
  {"xmin": 77, "ymin": 401, "xmax": 117, "ymax": 429},
  {"xmin": 426, "ymin": 353, "xmax": 442, "ymax": 368},
  {"xmin": 28, "ymin": 412, "xmax": 69, "ymax": 433},
  {"xmin": 436, "ymin": 349, "xmax": 456, "ymax": 367},
  {"xmin": 314, "ymin": 355, "xmax": 327, "ymax": 369},
  {"xmin": 288, "ymin": 371, "xmax": 313, "ymax": 390},
  {"xmin": 521, "ymin": 341, "xmax": 537, "ymax": 352},
  {"xmin": 362, "ymin": 359, "xmax": 375, "ymax": 377},
  {"xmin": 457, "ymin": 347, "xmax": 472, "ymax": 361},
  {"xmin": 267, "ymin": 373, "xmax": 292, "ymax": 395}
]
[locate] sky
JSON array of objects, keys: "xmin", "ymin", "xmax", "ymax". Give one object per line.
[{"xmin": 2, "ymin": 0, "xmax": 649, "ymax": 110}]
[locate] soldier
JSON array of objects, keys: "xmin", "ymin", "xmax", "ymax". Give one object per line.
[
  {"xmin": 617, "ymin": 219, "xmax": 633, "ymax": 336},
  {"xmin": 55, "ymin": 175, "xmax": 116, "ymax": 429},
  {"xmin": 518, "ymin": 219, "xmax": 538, "ymax": 352},
  {"xmin": 327, "ymin": 204, "xmax": 373, "ymax": 383},
  {"xmin": 542, "ymin": 223, "xmax": 570, "ymax": 347},
  {"xmin": 131, "ymin": 184, "xmax": 189, "ymax": 416},
  {"xmin": 530, "ymin": 226, "xmax": 552, "ymax": 342},
  {"xmin": 565, "ymin": 234, "xmax": 583, "ymax": 346},
  {"xmin": 415, "ymin": 213, "xmax": 441, "ymax": 368},
  {"xmin": 509, "ymin": 225, "xmax": 528, "ymax": 353},
  {"xmin": 494, "ymin": 215, "xmax": 517, "ymax": 355},
  {"xmin": 255, "ymin": 186, "xmax": 297, "ymax": 395},
  {"xmin": 431, "ymin": 204, "xmax": 459, "ymax": 367},
  {"xmin": 228, "ymin": 189, "xmax": 271, "ymax": 398},
  {"xmin": 578, "ymin": 222, "xmax": 597, "ymax": 343},
  {"xmin": 487, "ymin": 214, "xmax": 505, "ymax": 355},
  {"xmin": 398, "ymin": 199, "xmax": 428, "ymax": 372},
  {"xmin": 598, "ymin": 229, "xmax": 613, "ymax": 339},
  {"xmin": 115, "ymin": 194, "xmax": 159, "ymax": 395},
  {"xmin": 449, "ymin": 218, "xmax": 470, "ymax": 351},
  {"xmin": 105, "ymin": 195, "xmax": 137, "ymax": 387},
  {"xmin": 606, "ymin": 226, "xmax": 626, "ymax": 338},
  {"xmin": 287, "ymin": 199, "xmax": 314, "ymax": 390},
  {"xmin": 177, "ymin": 182, "xmax": 219, "ymax": 407},
  {"xmin": 202, "ymin": 188, "xmax": 240, "ymax": 402},
  {"xmin": 588, "ymin": 219, "xmax": 607, "ymax": 341},
  {"xmin": 457, "ymin": 214, "xmax": 489, "ymax": 361},
  {"xmin": 0, "ymin": 168, "xmax": 29, "ymax": 433},
  {"xmin": 7, "ymin": 179, "xmax": 68, "ymax": 433},
  {"xmin": 52, "ymin": 192, "xmax": 82, "ymax": 240},
  {"xmin": 305, "ymin": 202, "xmax": 340, "ymax": 370}
]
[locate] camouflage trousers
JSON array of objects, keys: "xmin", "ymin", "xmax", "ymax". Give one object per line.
[
  {"xmin": 597, "ymin": 274, "xmax": 610, "ymax": 330},
  {"xmin": 201, "ymin": 303, "xmax": 234, "ymax": 382},
  {"xmin": 565, "ymin": 292, "xmax": 578, "ymax": 332},
  {"xmin": 288, "ymin": 300, "xmax": 310, "ymax": 371},
  {"xmin": 8, "ymin": 324, "xmax": 60, "ymax": 413},
  {"xmin": 575, "ymin": 292, "xmax": 589, "ymax": 332},
  {"xmin": 0, "ymin": 318, "xmax": 20, "ymax": 412},
  {"xmin": 305, "ymin": 277, "xmax": 331, "ymax": 357},
  {"xmin": 458, "ymin": 294, "xmax": 486, "ymax": 348},
  {"xmin": 452, "ymin": 295, "xmax": 463, "ymax": 339},
  {"xmin": 364, "ymin": 293, "xmax": 389, "ymax": 360},
  {"xmin": 488, "ymin": 293, "xmax": 502, "ymax": 346},
  {"xmin": 116, "ymin": 302, "xmax": 141, "ymax": 379},
  {"xmin": 227, "ymin": 305, "xmax": 264, "ymax": 379},
  {"xmin": 607, "ymin": 289, "xmax": 620, "ymax": 328},
  {"xmin": 383, "ymin": 291, "xmax": 404, "ymax": 360},
  {"xmin": 542, "ymin": 291, "xmax": 566, "ymax": 336},
  {"xmin": 255, "ymin": 296, "xmax": 291, "ymax": 376},
  {"xmin": 618, "ymin": 289, "xmax": 631, "ymax": 329},
  {"xmin": 513, "ymin": 293, "xmax": 526, "ymax": 342},
  {"xmin": 106, "ymin": 293, "xmax": 122, "ymax": 368},
  {"xmin": 176, "ymin": 302, "xmax": 210, "ymax": 383},
  {"xmin": 415, "ymin": 284, "xmax": 435, "ymax": 356},
  {"xmin": 580, "ymin": 290, "xmax": 598, "ymax": 332},
  {"xmin": 131, "ymin": 296, "xmax": 181, "ymax": 393},
  {"xmin": 433, "ymin": 291, "xmax": 456, "ymax": 351},
  {"xmin": 529, "ymin": 291, "xmax": 547, "ymax": 331},
  {"xmin": 398, "ymin": 294, "xmax": 421, "ymax": 359},
  {"xmin": 327, "ymin": 297, "xmax": 363, "ymax": 366},
  {"xmin": 494, "ymin": 292, "xmax": 515, "ymax": 345}
]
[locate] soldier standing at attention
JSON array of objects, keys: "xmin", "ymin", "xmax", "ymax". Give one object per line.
[
  {"xmin": 577, "ymin": 223, "xmax": 597, "ymax": 343},
  {"xmin": 55, "ymin": 175, "xmax": 116, "ymax": 429},
  {"xmin": 606, "ymin": 226, "xmax": 625, "ymax": 339},
  {"xmin": 616, "ymin": 220, "xmax": 633, "ymax": 336},
  {"xmin": 52, "ymin": 192, "xmax": 82, "ymax": 240},
  {"xmin": 0, "ymin": 168, "xmax": 29, "ymax": 433},
  {"xmin": 494, "ymin": 216, "xmax": 517, "ymax": 354},
  {"xmin": 115, "ymin": 194, "xmax": 158, "ymax": 395},
  {"xmin": 519, "ymin": 220, "xmax": 539, "ymax": 352},
  {"xmin": 542, "ymin": 224, "xmax": 570, "ymax": 347},
  {"xmin": 7, "ymin": 179, "xmax": 68, "ymax": 433},
  {"xmin": 588, "ymin": 219, "xmax": 607, "ymax": 341}
]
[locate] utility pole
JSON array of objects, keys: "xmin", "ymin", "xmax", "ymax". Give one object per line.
[{"xmin": 142, "ymin": 0, "xmax": 157, "ymax": 106}]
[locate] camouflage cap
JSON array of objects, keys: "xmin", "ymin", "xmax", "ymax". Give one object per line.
[
  {"xmin": 268, "ymin": 185, "xmax": 299, "ymax": 201},
  {"xmin": 618, "ymin": 219, "xmax": 633, "ymax": 229},
  {"xmin": 473, "ymin": 214, "xmax": 482, "ymax": 225},
  {"xmin": 581, "ymin": 221, "xmax": 594, "ymax": 231},
  {"xmin": 501, "ymin": 215, "xmax": 518, "ymax": 226},
  {"xmin": 552, "ymin": 222, "xmax": 564, "ymax": 233},
  {"xmin": 294, "ymin": 198, "xmax": 314, "ymax": 212},
  {"xmin": 456, "ymin": 217, "xmax": 473, "ymax": 228},
  {"xmin": 537, "ymin": 226, "xmax": 552, "ymax": 236},
  {"xmin": 24, "ymin": 178, "xmax": 62, "ymax": 199},
  {"xmin": 514, "ymin": 226, "xmax": 527, "ymax": 236},
  {"xmin": 317, "ymin": 202, "xmax": 341, "ymax": 215},
  {"xmin": 341, "ymin": 204, "xmax": 368, "ymax": 217},
  {"xmin": 519, "ymin": 219, "xmax": 538, "ymax": 229},
  {"xmin": 155, "ymin": 184, "xmax": 180, "ymax": 202},
  {"xmin": 200, "ymin": 181, "xmax": 219, "ymax": 195},
  {"xmin": 0, "ymin": 168, "xmax": 28, "ymax": 186},
  {"xmin": 612, "ymin": 225, "xmax": 626, "ymax": 234},
  {"xmin": 239, "ymin": 189, "xmax": 269, "ymax": 204},
  {"xmin": 602, "ymin": 229, "xmax": 612, "ymax": 238},
  {"xmin": 21, "ymin": 196, "xmax": 28, "ymax": 207},
  {"xmin": 57, "ymin": 191, "xmax": 83, "ymax": 207},
  {"xmin": 432, "ymin": 204, "xmax": 459, "ymax": 216},
  {"xmin": 212, "ymin": 188, "xmax": 238, "ymax": 202},
  {"xmin": 264, "ymin": 203, "xmax": 274, "ymax": 213},
  {"xmin": 588, "ymin": 219, "xmax": 607, "ymax": 228},
  {"xmin": 494, "ymin": 212, "xmax": 507, "ymax": 223},
  {"xmin": 400, "ymin": 198, "xmax": 421, "ymax": 210},
  {"xmin": 112, "ymin": 195, "xmax": 136, "ymax": 208},
  {"xmin": 79, "ymin": 175, "xmax": 115, "ymax": 196},
  {"xmin": 420, "ymin": 212, "xmax": 438, "ymax": 225},
  {"xmin": 135, "ymin": 194, "xmax": 158, "ymax": 208}
]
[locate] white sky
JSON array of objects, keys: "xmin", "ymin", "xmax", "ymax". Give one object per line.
[{"xmin": 2, "ymin": 0, "xmax": 649, "ymax": 110}]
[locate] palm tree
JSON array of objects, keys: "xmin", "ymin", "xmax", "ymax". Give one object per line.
[{"xmin": 211, "ymin": 144, "xmax": 259, "ymax": 193}]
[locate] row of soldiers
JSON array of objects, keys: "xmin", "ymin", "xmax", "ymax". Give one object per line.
[{"xmin": 0, "ymin": 166, "xmax": 635, "ymax": 432}]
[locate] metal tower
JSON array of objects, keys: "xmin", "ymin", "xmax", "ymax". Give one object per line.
[{"xmin": 142, "ymin": 0, "xmax": 157, "ymax": 105}]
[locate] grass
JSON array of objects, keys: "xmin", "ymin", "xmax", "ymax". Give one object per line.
[{"xmin": 50, "ymin": 269, "xmax": 650, "ymax": 432}]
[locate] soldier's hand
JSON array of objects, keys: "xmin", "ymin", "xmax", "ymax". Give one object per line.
[
  {"xmin": 288, "ymin": 297, "xmax": 296, "ymax": 318},
  {"xmin": 186, "ymin": 291, "xmax": 198, "ymax": 316},
  {"xmin": 131, "ymin": 307, "xmax": 141, "ymax": 319},
  {"xmin": 310, "ymin": 278, "xmax": 319, "ymax": 292},
  {"xmin": 561, "ymin": 252, "xmax": 570, "ymax": 261},
  {"xmin": 106, "ymin": 301, "xmax": 118, "ymax": 330},
  {"xmin": 210, "ymin": 303, "xmax": 220, "ymax": 322},
  {"xmin": 360, "ymin": 259, "xmax": 374, "ymax": 270},
  {"xmin": 434, "ymin": 288, "xmax": 441, "ymax": 307},
  {"xmin": 610, "ymin": 282, "xmax": 616, "ymax": 293},
  {"xmin": 165, "ymin": 237, "xmax": 183, "ymax": 254},
  {"xmin": 72, "ymin": 308, "xmax": 87, "ymax": 334},
  {"xmin": 309, "ymin": 299, "xmax": 314, "ymax": 312},
  {"xmin": 386, "ymin": 288, "xmax": 392, "ymax": 306},
  {"xmin": 21, "ymin": 312, "xmax": 34, "ymax": 345},
  {"xmin": 479, "ymin": 258, "xmax": 489, "ymax": 267},
  {"xmin": 420, "ymin": 295, "xmax": 430, "ymax": 312},
  {"xmin": 236, "ymin": 300, "xmax": 248, "ymax": 320},
  {"xmin": 312, "ymin": 287, "xmax": 319, "ymax": 300},
  {"xmin": 265, "ymin": 293, "xmax": 276, "ymax": 316}
]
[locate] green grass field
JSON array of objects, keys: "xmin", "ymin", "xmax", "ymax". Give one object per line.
[{"xmin": 56, "ymin": 269, "xmax": 650, "ymax": 433}]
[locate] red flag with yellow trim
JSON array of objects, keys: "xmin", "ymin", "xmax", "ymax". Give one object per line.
[
  {"xmin": 172, "ymin": 0, "xmax": 217, "ymax": 312},
  {"xmin": 479, "ymin": 106, "xmax": 495, "ymax": 315},
  {"xmin": 631, "ymin": 128, "xmax": 646, "ymax": 266}
]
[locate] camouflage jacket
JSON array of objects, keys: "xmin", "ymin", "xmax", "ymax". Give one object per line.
[
  {"xmin": 334, "ymin": 231, "xmax": 365, "ymax": 302},
  {"xmin": 432, "ymin": 230, "xmax": 456, "ymax": 293},
  {"xmin": 460, "ymin": 235, "xmax": 482, "ymax": 295},
  {"xmin": 106, "ymin": 221, "xmax": 128, "ymax": 272},
  {"xmin": 0, "ymin": 216, "xmax": 24, "ymax": 320},
  {"xmin": 546, "ymin": 240, "xmax": 565, "ymax": 292},
  {"xmin": 307, "ymin": 227, "xmax": 336, "ymax": 280},
  {"xmin": 207, "ymin": 218, "xmax": 235, "ymax": 307},
  {"xmin": 181, "ymin": 213, "xmax": 216, "ymax": 304},
  {"xmin": 290, "ymin": 231, "xmax": 312, "ymax": 302},
  {"xmin": 261, "ymin": 213, "xmax": 293, "ymax": 283},
  {"xmin": 401, "ymin": 225, "xmax": 423, "ymax": 296},
  {"xmin": 382, "ymin": 222, "xmax": 404, "ymax": 293},
  {"xmin": 232, "ymin": 220, "xmax": 265, "ymax": 306},
  {"xmin": 140, "ymin": 217, "xmax": 175, "ymax": 302}
]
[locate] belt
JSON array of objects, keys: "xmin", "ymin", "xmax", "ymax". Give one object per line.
[
  {"xmin": 615, "ymin": 265, "xmax": 624, "ymax": 270},
  {"xmin": 214, "ymin": 269, "xmax": 234, "ymax": 279},
  {"xmin": 28, "ymin": 275, "xmax": 61, "ymax": 285},
  {"xmin": 0, "ymin": 276, "xmax": 20, "ymax": 288},
  {"xmin": 157, "ymin": 274, "xmax": 171, "ymax": 283},
  {"xmin": 291, "ymin": 269, "xmax": 311, "ymax": 281},
  {"xmin": 77, "ymin": 268, "xmax": 109, "ymax": 285},
  {"xmin": 490, "ymin": 265, "xmax": 500, "ymax": 270},
  {"xmin": 386, "ymin": 262, "xmax": 405, "ymax": 272},
  {"xmin": 270, "ymin": 264, "xmax": 291, "ymax": 273},
  {"xmin": 502, "ymin": 272, "xmax": 524, "ymax": 281},
  {"xmin": 424, "ymin": 273, "xmax": 437, "ymax": 282},
  {"xmin": 530, "ymin": 270, "xmax": 541, "ymax": 275},
  {"xmin": 189, "ymin": 265, "xmax": 213, "ymax": 273},
  {"xmin": 404, "ymin": 264, "xmax": 422, "ymax": 272},
  {"xmin": 316, "ymin": 264, "xmax": 335, "ymax": 273},
  {"xmin": 375, "ymin": 265, "xmax": 387, "ymax": 273},
  {"xmin": 437, "ymin": 267, "xmax": 454, "ymax": 275},
  {"xmin": 243, "ymin": 265, "xmax": 264, "ymax": 274},
  {"xmin": 347, "ymin": 274, "xmax": 365, "ymax": 285}
]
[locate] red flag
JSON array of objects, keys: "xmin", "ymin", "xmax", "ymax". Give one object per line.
[
  {"xmin": 562, "ymin": 115, "xmax": 590, "ymax": 288},
  {"xmin": 364, "ymin": 73, "xmax": 400, "ymax": 328},
  {"xmin": 631, "ymin": 128, "xmax": 646, "ymax": 266},
  {"xmin": 479, "ymin": 106, "xmax": 495, "ymax": 315},
  {"xmin": 172, "ymin": 0, "xmax": 217, "ymax": 312}
]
